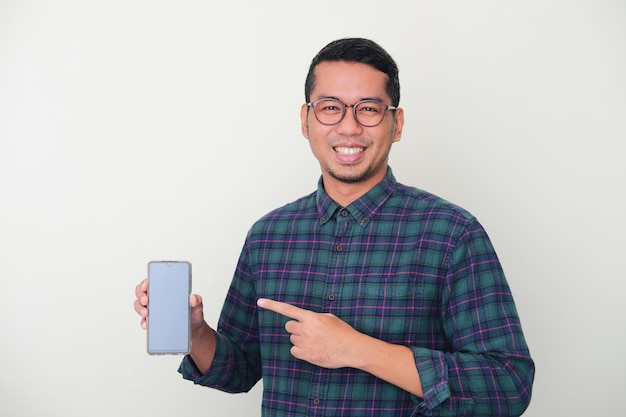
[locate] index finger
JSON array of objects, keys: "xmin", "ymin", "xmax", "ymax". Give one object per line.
[
  {"xmin": 257, "ymin": 298, "xmax": 308, "ymax": 321},
  {"xmin": 135, "ymin": 278, "xmax": 148, "ymax": 298}
]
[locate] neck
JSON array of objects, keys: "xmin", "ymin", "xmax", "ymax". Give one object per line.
[{"xmin": 321, "ymin": 169, "xmax": 387, "ymax": 207}]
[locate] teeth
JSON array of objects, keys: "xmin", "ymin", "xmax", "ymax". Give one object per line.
[{"xmin": 335, "ymin": 147, "xmax": 364, "ymax": 155}]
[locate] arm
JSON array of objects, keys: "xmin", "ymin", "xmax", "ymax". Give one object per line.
[
  {"xmin": 257, "ymin": 298, "xmax": 424, "ymax": 397},
  {"xmin": 177, "ymin": 248, "xmax": 263, "ymax": 393},
  {"xmin": 412, "ymin": 221, "xmax": 535, "ymax": 415}
]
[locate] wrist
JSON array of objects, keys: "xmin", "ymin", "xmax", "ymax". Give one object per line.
[
  {"xmin": 348, "ymin": 332, "xmax": 382, "ymax": 371},
  {"xmin": 189, "ymin": 322, "xmax": 216, "ymax": 374}
]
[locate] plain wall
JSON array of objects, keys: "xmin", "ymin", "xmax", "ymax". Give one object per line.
[{"xmin": 1, "ymin": 1, "xmax": 624, "ymax": 415}]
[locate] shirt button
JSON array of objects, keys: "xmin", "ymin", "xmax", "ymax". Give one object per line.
[
  {"xmin": 313, "ymin": 398, "xmax": 320, "ymax": 405},
  {"xmin": 336, "ymin": 245, "xmax": 343, "ymax": 252},
  {"xmin": 328, "ymin": 294, "xmax": 335, "ymax": 301},
  {"xmin": 341, "ymin": 210, "xmax": 348, "ymax": 217}
]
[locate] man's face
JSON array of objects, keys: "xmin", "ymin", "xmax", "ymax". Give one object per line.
[{"xmin": 301, "ymin": 61, "xmax": 403, "ymax": 190}]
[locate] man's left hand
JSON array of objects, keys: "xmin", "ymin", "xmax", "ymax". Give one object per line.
[{"xmin": 257, "ymin": 298, "xmax": 363, "ymax": 369}]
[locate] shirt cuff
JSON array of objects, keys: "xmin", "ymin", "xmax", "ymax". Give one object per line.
[
  {"xmin": 177, "ymin": 332, "xmax": 228, "ymax": 387},
  {"xmin": 412, "ymin": 347, "xmax": 451, "ymax": 410}
]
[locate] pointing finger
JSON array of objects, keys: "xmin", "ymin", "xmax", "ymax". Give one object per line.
[{"xmin": 257, "ymin": 298, "xmax": 308, "ymax": 321}]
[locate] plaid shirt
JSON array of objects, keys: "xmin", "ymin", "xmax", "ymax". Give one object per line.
[{"xmin": 179, "ymin": 168, "xmax": 534, "ymax": 416}]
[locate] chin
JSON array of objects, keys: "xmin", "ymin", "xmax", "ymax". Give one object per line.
[{"xmin": 326, "ymin": 167, "xmax": 372, "ymax": 184}]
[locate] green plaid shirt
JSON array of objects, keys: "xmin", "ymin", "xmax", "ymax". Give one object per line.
[{"xmin": 179, "ymin": 168, "xmax": 534, "ymax": 416}]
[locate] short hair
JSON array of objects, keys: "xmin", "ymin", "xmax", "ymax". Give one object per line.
[{"xmin": 304, "ymin": 38, "xmax": 400, "ymax": 106}]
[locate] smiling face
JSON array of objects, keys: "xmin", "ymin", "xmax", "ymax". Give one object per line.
[{"xmin": 301, "ymin": 61, "xmax": 404, "ymax": 204}]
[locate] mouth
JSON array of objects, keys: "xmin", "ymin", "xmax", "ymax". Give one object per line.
[{"xmin": 334, "ymin": 146, "xmax": 365, "ymax": 155}]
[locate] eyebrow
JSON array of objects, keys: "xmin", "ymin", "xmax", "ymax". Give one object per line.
[{"xmin": 314, "ymin": 95, "xmax": 387, "ymax": 103}]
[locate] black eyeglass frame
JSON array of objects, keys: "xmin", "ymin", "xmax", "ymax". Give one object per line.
[{"xmin": 306, "ymin": 98, "xmax": 398, "ymax": 127}]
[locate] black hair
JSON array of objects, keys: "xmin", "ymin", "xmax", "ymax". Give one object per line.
[{"xmin": 304, "ymin": 38, "xmax": 400, "ymax": 106}]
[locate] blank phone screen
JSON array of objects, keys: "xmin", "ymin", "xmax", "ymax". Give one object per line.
[{"xmin": 147, "ymin": 261, "xmax": 191, "ymax": 354}]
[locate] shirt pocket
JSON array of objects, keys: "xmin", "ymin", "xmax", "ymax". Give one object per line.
[
  {"xmin": 354, "ymin": 277, "xmax": 423, "ymax": 342},
  {"xmin": 361, "ymin": 278, "xmax": 421, "ymax": 299}
]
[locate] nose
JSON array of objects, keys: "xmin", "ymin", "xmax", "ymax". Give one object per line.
[{"xmin": 336, "ymin": 105, "xmax": 363, "ymax": 135}]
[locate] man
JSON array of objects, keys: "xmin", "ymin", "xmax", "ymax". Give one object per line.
[{"xmin": 134, "ymin": 38, "xmax": 534, "ymax": 416}]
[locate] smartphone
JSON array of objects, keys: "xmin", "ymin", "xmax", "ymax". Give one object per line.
[{"xmin": 147, "ymin": 261, "xmax": 191, "ymax": 355}]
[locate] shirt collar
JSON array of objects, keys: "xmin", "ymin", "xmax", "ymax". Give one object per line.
[{"xmin": 316, "ymin": 167, "xmax": 396, "ymax": 228}]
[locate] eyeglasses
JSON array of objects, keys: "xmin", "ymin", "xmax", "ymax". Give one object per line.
[{"xmin": 307, "ymin": 98, "xmax": 397, "ymax": 127}]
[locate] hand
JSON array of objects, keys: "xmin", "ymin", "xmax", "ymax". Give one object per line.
[
  {"xmin": 133, "ymin": 278, "xmax": 215, "ymax": 372},
  {"xmin": 257, "ymin": 298, "xmax": 363, "ymax": 369},
  {"xmin": 133, "ymin": 278, "xmax": 206, "ymax": 332}
]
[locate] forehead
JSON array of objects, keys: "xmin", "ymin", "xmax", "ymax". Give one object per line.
[{"xmin": 311, "ymin": 61, "xmax": 389, "ymax": 101}]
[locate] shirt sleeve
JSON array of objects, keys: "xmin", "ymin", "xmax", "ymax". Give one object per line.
[
  {"xmin": 178, "ymin": 243, "xmax": 263, "ymax": 393},
  {"xmin": 413, "ymin": 219, "xmax": 535, "ymax": 416}
]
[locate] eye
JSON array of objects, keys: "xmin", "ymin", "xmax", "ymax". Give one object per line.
[
  {"xmin": 357, "ymin": 102, "xmax": 383, "ymax": 114},
  {"xmin": 316, "ymin": 100, "xmax": 343, "ymax": 112}
]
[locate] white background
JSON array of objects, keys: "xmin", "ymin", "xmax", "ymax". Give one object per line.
[{"xmin": 1, "ymin": 1, "xmax": 624, "ymax": 416}]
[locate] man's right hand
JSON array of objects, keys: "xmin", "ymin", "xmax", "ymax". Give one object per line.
[
  {"xmin": 133, "ymin": 278, "xmax": 207, "ymax": 331},
  {"xmin": 133, "ymin": 278, "xmax": 216, "ymax": 372}
]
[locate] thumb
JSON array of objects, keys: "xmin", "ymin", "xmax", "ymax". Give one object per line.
[
  {"xmin": 190, "ymin": 293, "xmax": 203, "ymax": 308},
  {"xmin": 190, "ymin": 294, "xmax": 205, "ymax": 329}
]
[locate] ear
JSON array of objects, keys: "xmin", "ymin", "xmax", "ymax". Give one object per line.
[
  {"xmin": 392, "ymin": 107, "xmax": 404, "ymax": 143},
  {"xmin": 300, "ymin": 103, "xmax": 310, "ymax": 139}
]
